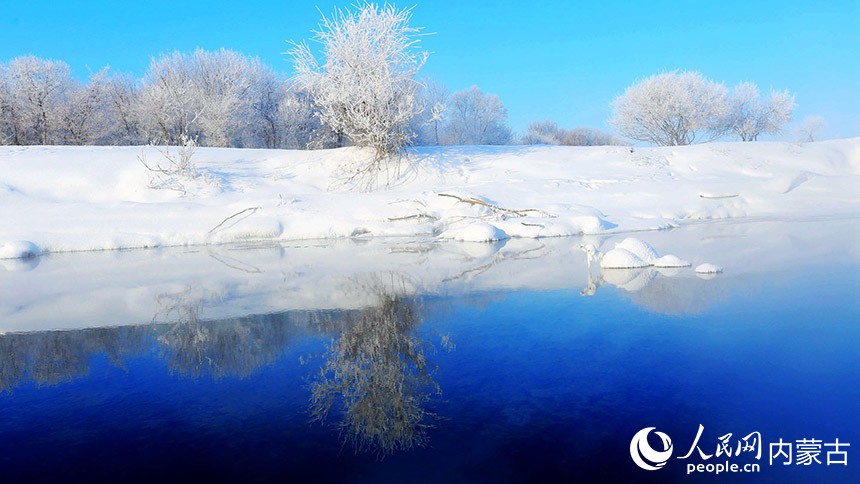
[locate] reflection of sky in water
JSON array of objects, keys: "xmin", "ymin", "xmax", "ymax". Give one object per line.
[{"xmin": 0, "ymin": 220, "xmax": 858, "ymax": 482}]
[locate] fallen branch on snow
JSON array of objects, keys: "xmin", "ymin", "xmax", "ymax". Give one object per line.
[
  {"xmin": 437, "ymin": 193, "xmax": 555, "ymax": 218},
  {"xmin": 209, "ymin": 207, "xmax": 262, "ymax": 234}
]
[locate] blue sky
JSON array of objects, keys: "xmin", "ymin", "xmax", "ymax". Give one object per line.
[{"xmin": 1, "ymin": 0, "xmax": 857, "ymax": 138}]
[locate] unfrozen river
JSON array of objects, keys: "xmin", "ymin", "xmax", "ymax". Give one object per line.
[{"xmin": 1, "ymin": 218, "xmax": 857, "ymax": 483}]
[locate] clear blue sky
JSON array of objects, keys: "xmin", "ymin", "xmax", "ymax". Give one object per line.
[{"xmin": 1, "ymin": 0, "xmax": 858, "ymax": 138}]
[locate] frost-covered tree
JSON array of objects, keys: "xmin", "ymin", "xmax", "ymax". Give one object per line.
[
  {"xmin": 137, "ymin": 51, "xmax": 204, "ymax": 143},
  {"xmin": 138, "ymin": 49, "xmax": 275, "ymax": 147},
  {"xmin": 1, "ymin": 56, "xmax": 75, "ymax": 145},
  {"xmin": 103, "ymin": 73, "xmax": 144, "ymax": 145},
  {"xmin": 0, "ymin": 62, "xmax": 14, "ymax": 145},
  {"xmin": 611, "ymin": 71, "xmax": 728, "ymax": 146},
  {"xmin": 289, "ymin": 2, "xmax": 427, "ymax": 159},
  {"xmin": 246, "ymin": 73, "xmax": 285, "ymax": 149},
  {"xmin": 278, "ymin": 88, "xmax": 340, "ymax": 149},
  {"xmin": 192, "ymin": 50, "xmax": 275, "ymax": 147},
  {"xmin": 797, "ymin": 115, "xmax": 826, "ymax": 143},
  {"xmin": 522, "ymin": 119, "xmax": 561, "ymax": 145},
  {"xmin": 245, "ymin": 77, "xmax": 336, "ymax": 150},
  {"xmin": 725, "ymin": 82, "xmax": 794, "ymax": 141},
  {"xmin": 62, "ymin": 68, "xmax": 114, "ymax": 145},
  {"xmin": 441, "ymin": 86, "xmax": 512, "ymax": 145},
  {"xmin": 412, "ymin": 78, "xmax": 448, "ymax": 146},
  {"xmin": 522, "ymin": 119, "xmax": 621, "ymax": 146},
  {"xmin": 561, "ymin": 127, "xmax": 622, "ymax": 146}
]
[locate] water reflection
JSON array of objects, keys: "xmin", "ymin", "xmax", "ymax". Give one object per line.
[
  {"xmin": 0, "ymin": 306, "xmax": 317, "ymax": 393},
  {"xmin": 310, "ymin": 284, "xmax": 445, "ymax": 456},
  {"xmin": 580, "ymin": 264, "xmax": 739, "ymax": 315},
  {"xmin": 152, "ymin": 287, "xmax": 300, "ymax": 379},
  {"xmin": 581, "ymin": 264, "xmax": 660, "ymax": 296},
  {"xmin": 0, "ymin": 326, "xmax": 151, "ymax": 393},
  {"xmin": 0, "ymin": 279, "xmax": 449, "ymax": 457}
]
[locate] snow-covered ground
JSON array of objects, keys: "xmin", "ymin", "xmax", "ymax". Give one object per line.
[{"xmin": 1, "ymin": 139, "xmax": 858, "ymax": 258}]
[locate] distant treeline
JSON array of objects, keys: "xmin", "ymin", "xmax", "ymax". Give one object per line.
[{"xmin": 0, "ymin": 51, "xmax": 619, "ymax": 149}]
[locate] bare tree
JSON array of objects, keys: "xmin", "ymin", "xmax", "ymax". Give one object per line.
[
  {"xmin": 289, "ymin": 2, "xmax": 428, "ymax": 161},
  {"xmin": 610, "ymin": 71, "xmax": 728, "ymax": 146}
]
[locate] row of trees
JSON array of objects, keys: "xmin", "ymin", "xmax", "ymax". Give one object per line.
[
  {"xmin": 610, "ymin": 71, "xmax": 796, "ymax": 146},
  {"xmin": 0, "ymin": 51, "xmax": 325, "ymax": 148},
  {"xmin": 2, "ymin": 4, "xmax": 804, "ymax": 157},
  {"xmin": 0, "ymin": 4, "xmax": 620, "ymax": 155},
  {"xmin": 0, "ymin": 60, "xmax": 522, "ymax": 153},
  {"xmin": 522, "ymin": 119, "xmax": 622, "ymax": 146},
  {"xmin": 0, "ymin": 53, "xmax": 523, "ymax": 151}
]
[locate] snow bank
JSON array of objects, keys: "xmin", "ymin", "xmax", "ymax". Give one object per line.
[
  {"xmin": 439, "ymin": 222, "xmax": 509, "ymax": 242},
  {"xmin": 2, "ymin": 217, "xmax": 857, "ymax": 332},
  {"xmin": 1, "ymin": 139, "xmax": 858, "ymax": 255}
]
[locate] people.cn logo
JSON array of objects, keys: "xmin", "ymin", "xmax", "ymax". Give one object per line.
[{"xmin": 630, "ymin": 427, "xmax": 674, "ymax": 471}]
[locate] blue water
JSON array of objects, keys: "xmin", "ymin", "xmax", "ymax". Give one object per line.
[{"xmin": 1, "ymin": 226, "xmax": 858, "ymax": 483}]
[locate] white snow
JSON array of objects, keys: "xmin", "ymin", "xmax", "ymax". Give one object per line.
[
  {"xmin": 1, "ymin": 139, "xmax": 859, "ymax": 257},
  {"xmin": 615, "ymin": 238, "xmax": 659, "ymax": 263},
  {"xmin": 0, "ymin": 240, "xmax": 40, "ymax": 260},
  {"xmin": 439, "ymin": 222, "xmax": 510, "ymax": 242},
  {"xmin": 599, "ymin": 247, "xmax": 651, "ymax": 269},
  {"xmin": 653, "ymin": 254, "xmax": 692, "ymax": 268},
  {"xmin": 694, "ymin": 263, "xmax": 724, "ymax": 274}
]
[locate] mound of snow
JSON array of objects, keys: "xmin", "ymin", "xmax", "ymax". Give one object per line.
[
  {"xmin": 440, "ymin": 222, "xmax": 510, "ymax": 242},
  {"xmin": 572, "ymin": 215, "xmax": 615, "ymax": 234},
  {"xmin": 695, "ymin": 263, "xmax": 724, "ymax": 274},
  {"xmin": 0, "ymin": 240, "xmax": 40, "ymax": 260},
  {"xmin": 600, "ymin": 247, "xmax": 650, "ymax": 269},
  {"xmin": 615, "ymin": 238, "xmax": 659, "ymax": 263},
  {"xmin": 653, "ymin": 254, "xmax": 691, "ymax": 268}
]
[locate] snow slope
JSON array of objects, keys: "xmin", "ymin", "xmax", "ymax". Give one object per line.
[{"xmin": 1, "ymin": 139, "xmax": 858, "ymax": 257}]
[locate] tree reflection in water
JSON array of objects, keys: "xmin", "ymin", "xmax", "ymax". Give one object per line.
[
  {"xmin": 0, "ymin": 288, "xmax": 313, "ymax": 391},
  {"xmin": 0, "ymin": 326, "xmax": 152, "ymax": 393},
  {"xmin": 310, "ymin": 290, "xmax": 443, "ymax": 457},
  {"xmin": 1, "ymin": 281, "xmax": 450, "ymax": 457},
  {"xmin": 154, "ymin": 288, "xmax": 316, "ymax": 379}
]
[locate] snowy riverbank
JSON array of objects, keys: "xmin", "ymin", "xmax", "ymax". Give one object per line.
[{"xmin": 1, "ymin": 139, "xmax": 859, "ymax": 258}]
